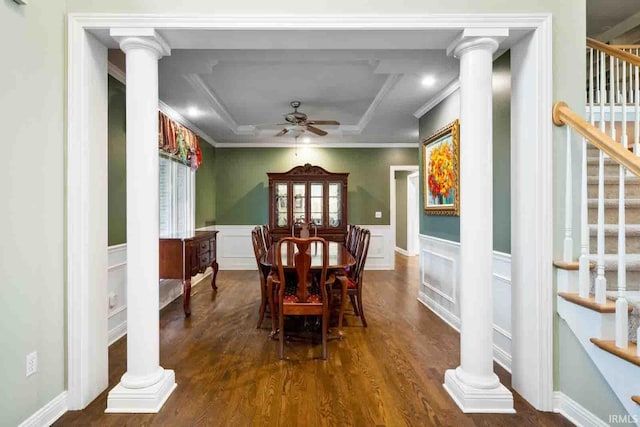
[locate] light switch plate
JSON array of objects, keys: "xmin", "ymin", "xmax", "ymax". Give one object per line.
[
  {"xmin": 375, "ymin": 211, "xmax": 382, "ymax": 219},
  {"xmin": 26, "ymin": 352, "xmax": 37, "ymax": 377}
]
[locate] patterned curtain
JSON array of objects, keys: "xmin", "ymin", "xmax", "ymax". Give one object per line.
[{"xmin": 158, "ymin": 111, "xmax": 202, "ymax": 170}]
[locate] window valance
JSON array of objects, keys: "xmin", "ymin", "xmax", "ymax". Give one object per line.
[{"xmin": 158, "ymin": 111, "xmax": 202, "ymax": 170}]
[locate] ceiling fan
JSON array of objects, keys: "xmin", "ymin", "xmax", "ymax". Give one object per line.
[{"xmin": 274, "ymin": 101, "xmax": 340, "ymax": 137}]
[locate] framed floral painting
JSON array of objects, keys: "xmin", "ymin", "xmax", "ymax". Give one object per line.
[{"xmin": 422, "ymin": 119, "xmax": 460, "ymax": 216}]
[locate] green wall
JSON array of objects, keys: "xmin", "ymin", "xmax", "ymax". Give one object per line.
[
  {"xmin": 395, "ymin": 171, "xmax": 410, "ymax": 250},
  {"xmin": 108, "ymin": 76, "xmax": 127, "ymax": 246},
  {"xmin": 213, "ymin": 147, "xmax": 417, "ymax": 225},
  {"xmin": 196, "ymin": 143, "xmax": 217, "ymax": 227},
  {"xmin": 107, "ymin": 78, "xmax": 218, "ymax": 243},
  {"xmin": 418, "ymin": 51, "xmax": 511, "ymax": 254}
]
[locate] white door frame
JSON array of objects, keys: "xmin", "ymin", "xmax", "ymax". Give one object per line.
[
  {"xmin": 390, "ymin": 165, "xmax": 419, "ymax": 261},
  {"xmin": 67, "ymin": 13, "xmax": 553, "ymax": 412},
  {"xmin": 406, "ymin": 171, "xmax": 420, "ymax": 256}
]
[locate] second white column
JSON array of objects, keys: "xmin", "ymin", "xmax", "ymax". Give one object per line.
[{"xmin": 443, "ymin": 29, "xmax": 514, "ymax": 414}]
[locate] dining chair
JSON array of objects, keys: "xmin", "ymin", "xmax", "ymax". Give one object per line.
[
  {"xmin": 273, "ymin": 237, "xmax": 330, "ymax": 360},
  {"xmin": 261, "ymin": 224, "xmax": 273, "ymax": 249},
  {"xmin": 337, "ymin": 228, "xmax": 370, "ymax": 327},
  {"xmin": 251, "ymin": 226, "xmax": 271, "ymax": 329}
]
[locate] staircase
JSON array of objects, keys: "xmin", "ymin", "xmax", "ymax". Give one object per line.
[{"xmin": 554, "ymin": 38, "xmax": 640, "ymax": 424}]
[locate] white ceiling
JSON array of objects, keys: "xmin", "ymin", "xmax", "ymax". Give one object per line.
[
  {"xmin": 97, "ymin": 27, "xmax": 527, "ymax": 147},
  {"xmin": 157, "ymin": 49, "xmax": 459, "ymax": 145}
]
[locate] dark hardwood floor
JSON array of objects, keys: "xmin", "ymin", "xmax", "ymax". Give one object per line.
[{"xmin": 56, "ymin": 254, "xmax": 571, "ymax": 426}]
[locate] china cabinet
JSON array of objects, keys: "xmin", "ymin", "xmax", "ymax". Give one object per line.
[{"xmin": 267, "ymin": 163, "xmax": 348, "ymax": 242}]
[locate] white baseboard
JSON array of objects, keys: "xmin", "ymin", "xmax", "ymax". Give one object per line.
[
  {"xmin": 108, "ymin": 320, "xmax": 127, "ymax": 346},
  {"xmin": 395, "ymin": 246, "xmax": 410, "ymax": 256},
  {"xmin": 553, "ymin": 392, "xmax": 610, "ymax": 427},
  {"xmin": 107, "ymin": 242, "xmax": 212, "ymax": 347},
  {"xmin": 417, "ymin": 291, "xmax": 511, "ymax": 373},
  {"xmin": 418, "ymin": 234, "xmax": 512, "ymax": 372},
  {"xmin": 18, "ymin": 391, "xmax": 68, "ymax": 427}
]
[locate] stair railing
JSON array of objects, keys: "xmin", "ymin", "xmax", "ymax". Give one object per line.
[
  {"xmin": 567, "ymin": 40, "xmax": 640, "ymax": 352},
  {"xmin": 554, "ymin": 97, "xmax": 640, "ymax": 352}
]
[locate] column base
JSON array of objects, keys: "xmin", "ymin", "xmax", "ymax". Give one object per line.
[
  {"xmin": 105, "ymin": 369, "xmax": 176, "ymax": 413},
  {"xmin": 443, "ymin": 369, "xmax": 515, "ymax": 414}
]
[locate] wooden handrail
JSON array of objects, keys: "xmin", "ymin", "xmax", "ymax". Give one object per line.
[
  {"xmin": 609, "ymin": 44, "xmax": 640, "ymax": 50},
  {"xmin": 552, "ymin": 102, "xmax": 640, "ymax": 177},
  {"xmin": 586, "ymin": 38, "xmax": 640, "ymax": 67}
]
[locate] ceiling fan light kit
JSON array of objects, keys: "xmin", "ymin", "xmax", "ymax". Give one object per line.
[{"xmin": 273, "ymin": 101, "xmax": 340, "ymax": 138}]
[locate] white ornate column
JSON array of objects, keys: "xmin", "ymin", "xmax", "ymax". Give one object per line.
[
  {"xmin": 443, "ymin": 29, "xmax": 514, "ymax": 413},
  {"xmin": 106, "ymin": 28, "xmax": 176, "ymax": 413}
]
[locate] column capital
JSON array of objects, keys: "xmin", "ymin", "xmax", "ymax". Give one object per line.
[
  {"xmin": 110, "ymin": 28, "xmax": 171, "ymax": 58},
  {"xmin": 446, "ymin": 28, "xmax": 508, "ymax": 58}
]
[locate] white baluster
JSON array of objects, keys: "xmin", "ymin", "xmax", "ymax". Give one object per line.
[
  {"xmin": 564, "ymin": 126, "xmax": 574, "ymax": 262},
  {"xmin": 595, "ymin": 51, "xmax": 607, "ymax": 304},
  {"xmin": 611, "ymin": 55, "xmax": 617, "ymax": 141},
  {"xmin": 616, "ymin": 60, "xmax": 629, "ymax": 350},
  {"xmin": 635, "ymin": 52, "xmax": 639, "ymax": 155},
  {"xmin": 580, "ymin": 49, "xmax": 594, "ymax": 298}
]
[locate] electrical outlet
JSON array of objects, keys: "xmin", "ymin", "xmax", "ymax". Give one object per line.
[
  {"xmin": 26, "ymin": 352, "xmax": 37, "ymax": 377},
  {"xmin": 375, "ymin": 211, "xmax": 382, "ymax": 219}
]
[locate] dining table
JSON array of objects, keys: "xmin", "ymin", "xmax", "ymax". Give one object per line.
[{"xmin": 260, "ymin": 239, "xmax": 356, "ymax": 338}]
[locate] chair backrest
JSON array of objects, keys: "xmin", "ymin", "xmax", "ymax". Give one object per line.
[
  {"xmin": 251, "ymin": 226, "xmax": 266, "ymax": 270},
  {"xmin": 262, "ymin": 224, "xmax": 273, "ymax": 248},
  {"xmin": 348, "ymin": 225, "xmax": 362, "ymax": 255},
  {"xmin": 276, "ymin": 237, "xmax": 328, "ymax": 304},
  {"xmin": 351, "ymin": 228, "xmax": 371, "ymax": 283}
]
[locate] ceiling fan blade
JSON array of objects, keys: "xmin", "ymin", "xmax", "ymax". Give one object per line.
[
  {"xmin": 307, "ymin": 120, "xmax": 340, "ymax": 126},
  {"xmin": 275, "ymin": 128, "xmax": 289, "ymax": 137},
  {"xmin": 305, "ymin": 125, "xmax": 328, "ymax": 136}
]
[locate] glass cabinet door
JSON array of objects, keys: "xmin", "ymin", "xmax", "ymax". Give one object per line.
[
  {"xmin": 310, "ymin": 183, "xmax": 324, "ymax": 227},
  {"xmin": 274, "ymin": 182, "xmax": 288, "ymax": 228},
  {"xmin": 328, "ymin": 182, "xmax": 342, "ymax": 228},
  {"xmin": 292, "ymin": 183, "xmax": 307, "ymax": 223}
]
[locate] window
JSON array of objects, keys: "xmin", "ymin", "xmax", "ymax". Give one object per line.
[{"xmin": 159, "ymin": 155, "xmax": 195, "ymax": 236}]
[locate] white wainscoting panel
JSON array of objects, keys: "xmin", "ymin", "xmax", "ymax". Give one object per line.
[
  {"xmin": 214, "ymin": 225, "xmax": 256, "ymax": 270},
  {"xmin": 417, "ymin": 234, "xmax": 512, "ymax": 372},
  {"xmin": 107, "ymin": 244, "xmax": 211, "ymax": 345},
  {"xmin": 362, "ymin": 225, "xmax": 393, "ymax": 270},
  {"xmin": 107, "ymin": 244, "xmax": 127, "ymax": 344},
  {"xmin": 210, "ymin": 224, "xmax": 393, "ymax": 271}
]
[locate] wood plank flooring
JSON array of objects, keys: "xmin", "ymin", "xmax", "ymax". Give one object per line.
[{"xmin": 56, "ymin": 255, "xmax": 571, "ymax": 426}]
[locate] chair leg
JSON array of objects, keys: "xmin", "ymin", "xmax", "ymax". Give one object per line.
[
  {"xmin": 256, "ymin": 295, "xmax": 266, "ymax": 329},
  {"xmin": 349, "ymin": 294, "xmax": 359, "ymax": 316},
  {"xmin": 357, "ymin": 290, "xmax": 367, "ymax": 327},
  {"xmin": 322, "ymin": 312, "xmax": 328, "ymax": 360},
  {"xmin": 279, "ymin": 304, "xmax": 285, "ymax": 360}
]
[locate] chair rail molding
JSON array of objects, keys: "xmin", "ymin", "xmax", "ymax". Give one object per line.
[{"xmin": 67, "ymin": 12, "xmax": 553, "ymax": 413}]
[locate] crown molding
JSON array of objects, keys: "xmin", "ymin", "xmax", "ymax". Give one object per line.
[
  {"xmin": 157, "ymin": 101, "xmax": 218, "ymax": 146},
  {"xmin": 184, "ymin": 73, "xmax": 256, "ymax": 136},
  {"xmin": 214, "ymin": 141, "xmax": 418, "ymax": 148},
  {"xmin": 107, "ymin": 62, "xmax": 218, "ymax": 146},
  {"xmin": 107, "ymin": 62, "xmax": 126, "ymax": 84},
  {"xmin": 413, "ymin": 79, "xmax": 460, "ymax": 118}
]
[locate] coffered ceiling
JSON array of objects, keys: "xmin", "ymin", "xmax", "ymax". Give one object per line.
[
  {"xmin": 156, "ymin": 49, "xmax": 459, "ymax": 146},
  {"xmin": 97, "ymin": 27, "xmax": 528, "ymax": 147}
]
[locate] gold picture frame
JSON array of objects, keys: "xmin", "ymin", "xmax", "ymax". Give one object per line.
[{"xmin": 422, "ymin": 119, "xmax": 460, "ymax": 216}]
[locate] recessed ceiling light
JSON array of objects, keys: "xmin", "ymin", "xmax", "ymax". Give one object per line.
[
  {"xmin": 421, "ymin": 75, "xmax": 436, "ymax": 87},
  {"xmin": 186, "ymin": 106, "xmax": 200, "ymax": 118}
]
